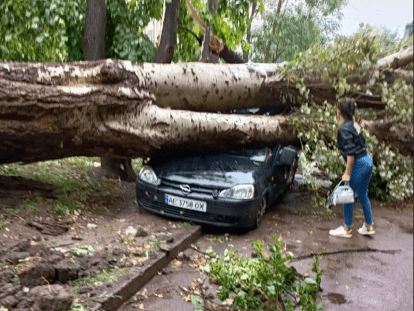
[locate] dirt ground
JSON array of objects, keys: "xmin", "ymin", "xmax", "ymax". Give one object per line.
[{"xmin": 0, "ymin": 183, "xmax": 412, "ymax": 311}]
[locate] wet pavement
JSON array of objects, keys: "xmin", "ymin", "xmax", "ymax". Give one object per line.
[{"xmin": 119, "ymin": 190, "xmax": 413, "ymax": 311}]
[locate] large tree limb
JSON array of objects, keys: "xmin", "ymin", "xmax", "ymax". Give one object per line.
[
  {"xmin": 0, "ymin": 93, "xmax": 411, "ymax": 164},
  {"xmin": 377, "ymin": 46, "xmax": 413, "ymax": 70},
  {"xmin": 0, "ymin": 60, "xmax": 412, "ymax": 165},
  {"xmin": 0, "ymin": 59, "xmax": 386, "ymax": 112}
]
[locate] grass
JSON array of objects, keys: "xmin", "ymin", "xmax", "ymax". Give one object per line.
[
  {"xmin": 297, "ymin": 209, "xmax": 335, "ymax": 219},
  {"xmin": 72, "ymin": 268, "xmax": 129, "ymax": 296},
  {"xmin": 142, "ymin": 239, "xmax": 162, "ymax": 258},
  {"xmin": 0, "ymin": 215, "xmax": 6, "ymax": 230},
  {"xmin": 68, "ymin": 303, "xmax": 91, "ymax": 311},
  {"xmin": 207, "ymin": 233, "xmax": 230, "ymax": 243},
  {"xmin": 11, "ymin": 265, "xmax": 21, "ymax": 284},
  {"xmin": 0, "ymin": 157, "xmax": 143, "ymax": 217},
  {"xmin": 176, "ymin": 221, "xmax": 193, "ymax": 228}
]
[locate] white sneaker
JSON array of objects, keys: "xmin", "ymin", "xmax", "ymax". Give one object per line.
[
  {"xmin": 358, "ymin": 223, "xmax": 375, "ymax": 235},
  {"xmin": 329, "ymin": 225, "xmax": 352, "ymax": 238}
]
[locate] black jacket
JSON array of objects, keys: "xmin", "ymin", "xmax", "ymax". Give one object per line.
[{"xmin": 337, "ymin": 121, "xmax": 367, "ymax": 162}]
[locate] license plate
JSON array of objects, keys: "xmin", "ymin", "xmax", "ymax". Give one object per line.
[{"xmin": 164, "ymin": 194, "xmax": 207, "ymax": 212}]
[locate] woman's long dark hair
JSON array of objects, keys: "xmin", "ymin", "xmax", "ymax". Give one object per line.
[{"xmin": 337, "ymin": 97, "xmax": 356, "ymax": 121}]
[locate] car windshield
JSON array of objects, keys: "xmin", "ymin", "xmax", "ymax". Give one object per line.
[{"xmin": 224, "ymin": 147, "xmax": 268, "ymax": 162}]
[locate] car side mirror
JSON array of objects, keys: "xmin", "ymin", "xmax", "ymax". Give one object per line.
[{"xmin": 278, "ymin": 146, "xmax": 297, "ymax": 166}]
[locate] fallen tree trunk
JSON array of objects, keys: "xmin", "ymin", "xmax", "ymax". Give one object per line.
[
  {"xmin": 0, "ymin": 58, "xmax": 412, "ymax": 164},
  {"xmin": 0, "ymin": 59, "xmax": 392, "ymax": 113},
  {"xmin": 0, "ymin": 95, "xmax": 411, "ymax": 164}
]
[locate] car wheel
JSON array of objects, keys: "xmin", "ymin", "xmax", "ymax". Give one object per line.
[{"xmin": 254, "ymin": 197, "xmax": 267, "ymax": 229}]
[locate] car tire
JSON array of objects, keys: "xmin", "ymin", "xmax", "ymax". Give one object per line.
[{"xmin": 253, "ymin": 197, "xmax": 267, "ymax": 229}]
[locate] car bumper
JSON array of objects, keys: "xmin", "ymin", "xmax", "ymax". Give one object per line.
[{"xmin": 136, "ymin": 179, "xmax": 262, "ymax": 228}]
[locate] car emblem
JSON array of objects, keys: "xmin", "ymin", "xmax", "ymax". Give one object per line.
[{"xmin": 180, "ymin": 184, "xmax": 191, "ymax": 194}]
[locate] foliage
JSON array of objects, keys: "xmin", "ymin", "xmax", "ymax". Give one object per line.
[
  {"xmin": 289, "ymin": 31, "xmax": 413, "ymax": 201},
  {"xmin": 0, "ymin": 215, "xmax": 7, "ymax": 230},
  {"xmin": 0, "ymin": 0, "xmax": 85, "ymax": 62},
  {"xmin": 175, "ymin": 0, "xmax": 263, "ymax": 62},
  {"xmin": 250, "ymin": 0, "xmax": 346, "ymax": 62},
  {"xmin": 106, "ymin": 0, "xmax": 163, "ymax": 62},
  {"xmin": 71, "ymin": 245, "xmax": 95, "ymax": 256},
  {"xmin": 0, "ymin": 0, "xmax": 163, "ymax": 63},
  {"xmin": 352, "ymin": 23, "xmax": 401, "ymax": 58},
  {"xmin": 202, "ymin": 234, "xmax": 324, "ymax": 310}
]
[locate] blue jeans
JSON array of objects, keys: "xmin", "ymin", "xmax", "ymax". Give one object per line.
[{"xmin": 344, "ymin": 154, "xmax": 374, "ymax": 227}]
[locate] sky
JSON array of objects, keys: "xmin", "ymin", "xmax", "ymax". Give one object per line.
[{"xmin": 339, "ymin": 0, "xmax": 414, "ymax": 38}]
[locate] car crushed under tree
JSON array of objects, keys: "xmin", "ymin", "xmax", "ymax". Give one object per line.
[{"xmin": 136, "ymin": 144, "xmax": 298, "ymax": 229}]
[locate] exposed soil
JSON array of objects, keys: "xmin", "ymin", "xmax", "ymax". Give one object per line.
[{"xmin": 0, "ymin": 177, "xmax": 194, "ymax": 310}]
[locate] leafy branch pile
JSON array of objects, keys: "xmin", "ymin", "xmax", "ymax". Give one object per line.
[
  {"xmin": 289, "ymin": 29, "xmax": 413, "ymax": 202},
  {"xmin": 195, "ymin": 235, "xmax": 324, "ymax": 311}
]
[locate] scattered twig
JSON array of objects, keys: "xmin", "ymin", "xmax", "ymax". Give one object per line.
[
  {"xmin": 189, "ymin": 245, "xmax": 214, "ymax": 257},
  {"xmin": 41, "ymin": 276, "xmax": 51, "ymax": 293},
  {"xmin": 291, "ymin": 247, "xmax": 401, "ymax": 262}
]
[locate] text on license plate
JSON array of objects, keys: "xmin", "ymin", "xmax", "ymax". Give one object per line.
[{"xmin": 164, "ymin": 194, "xmax": 207, "ymax": 212}]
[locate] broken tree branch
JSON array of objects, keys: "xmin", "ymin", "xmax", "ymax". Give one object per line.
[
  {"xmin": 291, "ymin": 247, "xmax": 401, "ymax": 262},
  {"xmin": 377, "ymin": 46, "xmax": 413, "ymax": 70}
]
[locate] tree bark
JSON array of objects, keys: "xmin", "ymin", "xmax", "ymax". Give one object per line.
[
  {"xmin": 377, "ymin": 46, "xmax": 413, "ymax": 70},
  {"xmin": 243, "ymin": 0, "xmax": 258, "ymax": 62},
  {"xmin": 1, "ymin": 58, "xmax": 406, "ymax": 112},
  {"xmin": 0, "ymin": 60, "xmax": 412, "ymax": 164},
  {"xmin": 208, "ymin": 0, "xmax": 218, "ymax": 14},
  {"xmin": 84, "ymin": 0, "xmax": 136, "ymax": 181},
  {"xmin": 154, "ymin": 0, "xmax": 180, "ymax": 64},
  {"xmin": 83, "ymin": 0, "xmax": 106, "ymax": 62},
  {"xmin": 264, "ymin": 0, "xmax": 283, "ymax": 63}
]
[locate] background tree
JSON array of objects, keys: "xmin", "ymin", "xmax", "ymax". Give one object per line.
[
  {"xmin": 249, "ymin": 0, "xmax": 346, "ymax": 63},
  {"xmin": 404, "ymin": 21, "xmax": 413, "ymax": 38},
  {"xmin": 0, "ymin": 0, "xmax": 85, "ymax": 62}
]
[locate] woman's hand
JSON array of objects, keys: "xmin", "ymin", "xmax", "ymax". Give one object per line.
[
  {"xmin": 342, "ymin": 155, "xmax": 355, "ymax": 183},
  {"xmin": 342, "ymin": 172, "xmax": 351, "ymax": 182}
]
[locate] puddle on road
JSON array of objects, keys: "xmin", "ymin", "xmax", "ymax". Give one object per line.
[{"xmin": 323, "ymin": 293, "xmax": 347, "ymax": 305}]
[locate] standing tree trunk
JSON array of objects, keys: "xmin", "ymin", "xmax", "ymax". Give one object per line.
[
  {"xmin": 243, "ymin": 0, "xmax": 257, "ymax": 62},
  {"xmin": 264, "ymin": 0, "xmax": 283, "ymax": 63},
  {"xmin": 154, "ymin": 0, "xmax": 180, "ymax": 64},
  {"xmin": 83, "ymin": 0, "xmax": 106, "ymax": 62},
  {"xmin": 208, "ymin": 0, "xmax": 218, "ymax": 14},
  {"xmin": 84, "ymin": 0, "xmax": 136, "ymax": 182}
]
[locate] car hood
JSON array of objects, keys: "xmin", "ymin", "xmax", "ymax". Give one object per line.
[{"xmin": 151, "ymin": 155, "xmax": 261, "ymax": 189}]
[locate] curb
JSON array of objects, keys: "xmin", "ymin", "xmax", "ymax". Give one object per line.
[{"xmin": 90, "ymin": 225, "xmax": 203, "ymax": 311}]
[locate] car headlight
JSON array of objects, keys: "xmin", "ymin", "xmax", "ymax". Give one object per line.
[
  {"xmin": 138, "ymin": 166, "xmax": 160, "ymax": 186},
  {"xmin": 218, "ymin": 184, "xmax": 255, "ymax": 200}
]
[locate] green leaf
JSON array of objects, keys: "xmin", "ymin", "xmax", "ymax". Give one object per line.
[
  {"xmin": 35, "ymin": 36, "xmax": 44, "ymax": 43},
  {"xmin": 304, "ymin": 277, "xmax": 317, "ymax": 285},
  {"xmin": 5, "ymin": 34, "xmax": 12, "ymax": 42},
  {"xmin": 190, "ymin": 295, "xmax": 201, "ymax": 305}
]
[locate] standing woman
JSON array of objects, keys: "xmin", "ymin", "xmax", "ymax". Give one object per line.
[{"xmin": 329, "ymin": 97, "xmax": 375, "ymax": 238}]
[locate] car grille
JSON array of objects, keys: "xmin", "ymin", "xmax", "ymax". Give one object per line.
[
  {"xmin": 161, "ymin": 180, "xmax": 218, "ymax": 196},
  {"xmin": 140, "ymin": 197, "xmax": 239, "ymax": 225}
]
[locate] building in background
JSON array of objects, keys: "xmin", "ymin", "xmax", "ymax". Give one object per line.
[{"xmin": 145, "ymin": 19, "xmax": 163, "ymax": 45}]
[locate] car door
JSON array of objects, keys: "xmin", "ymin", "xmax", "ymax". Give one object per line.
[{"xmin": 268, "ymin": 144, "xmax": 286, "ymax": 203}]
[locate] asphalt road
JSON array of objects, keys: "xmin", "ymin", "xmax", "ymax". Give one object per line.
[{"xmin": 119, "ymin": 190, "xmax": 413, "ymax": 311}]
